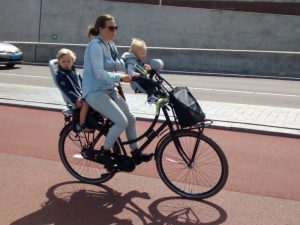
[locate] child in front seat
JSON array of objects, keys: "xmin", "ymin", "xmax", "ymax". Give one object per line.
[
  {"xmin": 56, "ymin": 48, "xmax": 89, "ymax": 131},
  {"xmin": 121, "ymin": 38, "xmax": 158, "ymax": 103}
]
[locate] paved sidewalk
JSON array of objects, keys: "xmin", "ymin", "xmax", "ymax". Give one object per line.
[{"xmin": 1, "ymin": 83, "xmax": 300, "ymax": 137}]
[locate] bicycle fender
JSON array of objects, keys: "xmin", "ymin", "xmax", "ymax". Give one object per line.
[
  {"xmin": 59, "ymin": 122, "xmax": 73, "ymax": 136},
  {"xmin": 154, "ymin": 132, "xmax": 171, "ymax": 160}
]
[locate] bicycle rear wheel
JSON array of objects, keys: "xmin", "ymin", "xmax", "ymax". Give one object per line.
[
  {"xmin": 156, "ymin": 130, "xmax": 228, "ymax": 200},
  {"xmin": 58, "ymin": 123, "xmax": 118, "ymax": 184}
]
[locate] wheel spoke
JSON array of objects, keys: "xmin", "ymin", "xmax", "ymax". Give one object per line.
[{"xmin": 59, "ymin": 123, "xmax": 117, "ymax": 184}]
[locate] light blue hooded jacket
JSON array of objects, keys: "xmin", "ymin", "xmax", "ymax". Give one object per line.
[{"xmin": 82, "ymin": 35, "xmax": 122, "ymax": 98}]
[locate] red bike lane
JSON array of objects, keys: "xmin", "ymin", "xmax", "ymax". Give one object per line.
[{"xmin": 1, "ymin": 105, "xmax": 300, "ymax": 225}]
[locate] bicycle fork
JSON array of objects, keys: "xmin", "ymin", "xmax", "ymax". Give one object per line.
[{"xmin": 173, "ymin": 133, "xmax": 201, "ymax": 168}]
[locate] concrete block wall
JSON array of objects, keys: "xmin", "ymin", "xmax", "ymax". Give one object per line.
[
  {"xmin": 10, "ymin": 42, "xmax": 300, "ymax": 78},
  {"xmin": 1, "ymin": 0, "xmax": 300, "ymax": 77},
  {"xmin": 0, "ymin": 0, "xmax": 41, "ymax": 41}
]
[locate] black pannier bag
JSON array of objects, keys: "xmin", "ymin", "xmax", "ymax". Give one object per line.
[{"xmin": 169, "ymin": 87, "xmax": 206, "ymax": 128}]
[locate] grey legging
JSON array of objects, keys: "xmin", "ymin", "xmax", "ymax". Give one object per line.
[{"xmin": 86, "ymin": 89, "xmax": 138, "ymax": 150}]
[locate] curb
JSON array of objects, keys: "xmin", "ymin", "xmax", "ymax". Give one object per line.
[{"xmin": 1, "ymin": 99, "xmax": 299, "ymax": 138}]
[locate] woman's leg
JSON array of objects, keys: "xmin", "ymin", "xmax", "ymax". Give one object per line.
[
  {"xmin": 86, "ymin": 91, "xmax": 128, "ymax": 150},
  {"xmin": 110, "ymin": 91, "xmax": 153, "ymax": 163},
  {"xmin": 110, "ymin": 91, "xmax": 138, "ymax": 150}
]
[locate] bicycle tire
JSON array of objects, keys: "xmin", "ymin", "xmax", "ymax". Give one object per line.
[
  {"xmin": 58, "ymin": 123, "xmax": 118, "ymax": 184},
  {"xmin": 156, "ymin": 130, "xmax": 228, "ymax": 200}
]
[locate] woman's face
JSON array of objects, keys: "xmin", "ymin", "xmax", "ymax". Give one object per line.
[{"xmin": 100, "ymin": 19, "xmax": 118, "ymax": 42}]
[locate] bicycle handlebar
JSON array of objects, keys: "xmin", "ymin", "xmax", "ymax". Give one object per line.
[
  {"xmin": 129, "ymin": 69, "xmax": 175, "ymax": 98},
  {"xmin": 131, "ymin": 70, "xmax": 163, "ymax": 87}
]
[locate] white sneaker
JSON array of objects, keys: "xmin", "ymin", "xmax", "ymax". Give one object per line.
[{"xmin": 147, "ymin": 95, "xmax": 158, "ymax": 104}]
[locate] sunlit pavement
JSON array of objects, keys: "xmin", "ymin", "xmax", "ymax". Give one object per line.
[{"xmin": 1, "ymin": 105, "xmax": 300, "ymax": 224}]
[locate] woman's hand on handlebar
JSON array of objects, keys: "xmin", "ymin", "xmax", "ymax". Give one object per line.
[
  {"xmin": 120, "ymin": 75, "xmax": 131, "ymax": 83},
  {"xmin": 120, "ymin": 73, "xmax": 140, "ymax": 83},
  {"xmin": 132, "ymin": 72, "xmax": 141, "ymax": 82},
  {"xmin": 131, "ymin": 72, "xmax": 140, "ymax": 78}
]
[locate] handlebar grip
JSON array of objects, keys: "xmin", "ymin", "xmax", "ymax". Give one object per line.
[{"xmin": 131, "ymin": 75, "xmax": 162, "ymax": 88}]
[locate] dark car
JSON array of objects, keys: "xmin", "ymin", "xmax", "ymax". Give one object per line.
[{"xmin": 0, "ymin": 42, "xmax": 23, "ymax": 68}]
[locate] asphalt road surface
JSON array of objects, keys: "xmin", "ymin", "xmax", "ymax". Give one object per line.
[{"xmin": 0, "ymin": 64, "xmax": 300, "ymax": 108}]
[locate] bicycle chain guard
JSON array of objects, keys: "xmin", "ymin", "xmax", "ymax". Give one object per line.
[
  {"xmin": 81, "ymin": 148, "xmax": 136, "ymax": 172},
  {"xmin": 115, "ymin": 155, "xmax": 136, "ymax": 172}
]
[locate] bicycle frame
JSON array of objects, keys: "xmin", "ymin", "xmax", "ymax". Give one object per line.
[
  {"xmin": 80, "ymin": 102, "xmax": 203, "ymax": 168},
  {"xmin": 79, "ymin": 102, "xmax": 175, "ymax": 155},
  {"xmin": 62, "ymin": 69, "xmax": 211, "ymax": 167},
  {"xmin": 119, "ymin": 105, "xmax": 174, "ymax": 155},
  {"xmin": 63, "ymin": 99, "xmax": 210, "ymax": 170}
]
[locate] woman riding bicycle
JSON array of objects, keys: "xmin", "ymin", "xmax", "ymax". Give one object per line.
[{"xmin": 82, "ymin": 14, "xmax": 153, "ymax": 171}]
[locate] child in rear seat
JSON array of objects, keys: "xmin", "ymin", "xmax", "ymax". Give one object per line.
[
  {"xmin": 121, "ymin": 38, "xmax": 158, "ymax": 103},
  {"xmin": 55, "ymin": 48, "xmax": 89, "ymax": 131}
]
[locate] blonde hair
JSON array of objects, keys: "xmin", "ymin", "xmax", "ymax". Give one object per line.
[
  {"xmin": 129, "ymin": 38, "xmax": 147, "ymax": 54},
  {"xmin": 56, "ymin": 48, "xmax": 77, "ymax": 62}
]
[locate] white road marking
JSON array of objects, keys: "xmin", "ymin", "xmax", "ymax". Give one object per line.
[
  {"xmin": 255, "ymin": 92, "xmax": 297, "ymax": 97},
  {"xmin": 0, "ymin": 72, "xmax": 51, "ymax": 79},
  {"xmin": 188, "ymin": 87, "xmax": 299, "ymax": 97}
]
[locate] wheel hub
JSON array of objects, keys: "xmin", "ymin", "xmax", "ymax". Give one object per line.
[{"xmin": 81, "ymin": 147, "xmax": 93, "ymax": 159}]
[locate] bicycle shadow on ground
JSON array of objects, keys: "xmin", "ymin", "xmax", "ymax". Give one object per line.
[{"xmin": 10, "ymin": 181, "xmax": 227, "ymax": 225}]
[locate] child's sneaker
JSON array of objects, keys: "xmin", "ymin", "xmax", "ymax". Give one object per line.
[{"xmin": 147, "ymin": 94, "xmax": 158, "ymax": 104}]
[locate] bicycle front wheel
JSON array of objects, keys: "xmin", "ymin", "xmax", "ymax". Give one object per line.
[
  {"xmin": 58, "ymin": 123, "xmax": 118, "ymax": 184},
  {"xmin": 156, "ymin": 130, "xmax": 228, "ymax": 200}
]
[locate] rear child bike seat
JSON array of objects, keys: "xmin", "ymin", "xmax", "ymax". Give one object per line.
[{"xmin": 49, "ymin": 59, "xmax": 76, "ymax": 109}]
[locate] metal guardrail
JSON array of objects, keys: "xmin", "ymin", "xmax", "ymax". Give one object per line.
[{"xmin": 6, "ymin": 41, "xmax": 300, "ymax": 55}]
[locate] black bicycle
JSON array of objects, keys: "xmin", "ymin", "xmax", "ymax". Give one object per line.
[{"xmin": 58, "ymin": 69, "xmax": 228, "ymax": 200}]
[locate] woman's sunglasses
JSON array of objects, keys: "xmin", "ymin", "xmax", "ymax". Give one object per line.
[{"xmin": 106, "ymin": 26, "xmax": 118, "ymax": 32}]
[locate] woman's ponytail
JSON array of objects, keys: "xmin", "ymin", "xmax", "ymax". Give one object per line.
[{"xmin": 88, "ymin": 26, "xmax": 99, "ymax": 37}]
